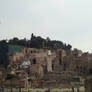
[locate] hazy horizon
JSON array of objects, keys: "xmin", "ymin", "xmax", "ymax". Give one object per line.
[{"xmin": 0, "ymin": 0, "xmax": 92, "ymax": 52}]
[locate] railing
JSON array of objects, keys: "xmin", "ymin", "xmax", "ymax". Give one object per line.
[{"xmin": 0, "ymin": 87, "xmax": 85, "ymax": 92}]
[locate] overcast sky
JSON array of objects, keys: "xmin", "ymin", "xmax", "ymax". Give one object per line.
[{"xmin": 0, "ymin": 0, "xmax": 92, "ymax": 52}]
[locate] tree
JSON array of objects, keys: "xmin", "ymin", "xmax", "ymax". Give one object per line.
[
  {"xmin": 0, "ymin": 40, "xmax": 8, "ymax": 68},
  {"xmin": 67, "ymin": 44, "xmax": 72, "ymax": 50}
]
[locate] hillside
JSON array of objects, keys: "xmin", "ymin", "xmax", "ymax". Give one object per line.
[{"xmin": 0, "ymin": 33, "xmax": 72, "ymax": 68}]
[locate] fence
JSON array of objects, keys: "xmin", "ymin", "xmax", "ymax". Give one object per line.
[{"xmin": 0, "ymin": 87, "xmax": 85, "ymax": 92}]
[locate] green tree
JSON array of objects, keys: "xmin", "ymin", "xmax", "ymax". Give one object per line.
[{"xmin": 0, "ymin": 40, "xmax": 8, "ymax": 68}]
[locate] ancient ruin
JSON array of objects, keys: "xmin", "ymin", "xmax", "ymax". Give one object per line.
[{"xmin": 3, "ymin": 45, "xmax": 91, "ymax": 88}]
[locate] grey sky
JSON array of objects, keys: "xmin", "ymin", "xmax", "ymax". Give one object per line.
[{"xmin": 0, "ymin": 0, "xmax": 92, "ymax": 52}]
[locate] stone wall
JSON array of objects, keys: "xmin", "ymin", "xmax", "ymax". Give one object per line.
[
  {"xmin": 85, "ymin": 76, "xmax": 92, "ymax": 92},
  {"xmin": 8, "ymin": 47, "xmax": 92, "ymax": 88}
]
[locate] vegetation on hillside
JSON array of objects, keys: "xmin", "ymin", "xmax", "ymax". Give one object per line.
[
  {"xmin": 0, "ymin": 40, "xmax": 8, "ymax": 68},
  {"xmin": 0, "ymin": 33, "xmax": 72, "ymax": 68},
  {"xmin": 8, "ymin": 33, "xmax": 72, "ymax": 50}
]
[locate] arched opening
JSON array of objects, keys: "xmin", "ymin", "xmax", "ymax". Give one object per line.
[{"xmin": 33, "ymin": 58, "xmax": 36, "ymax": 64}]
